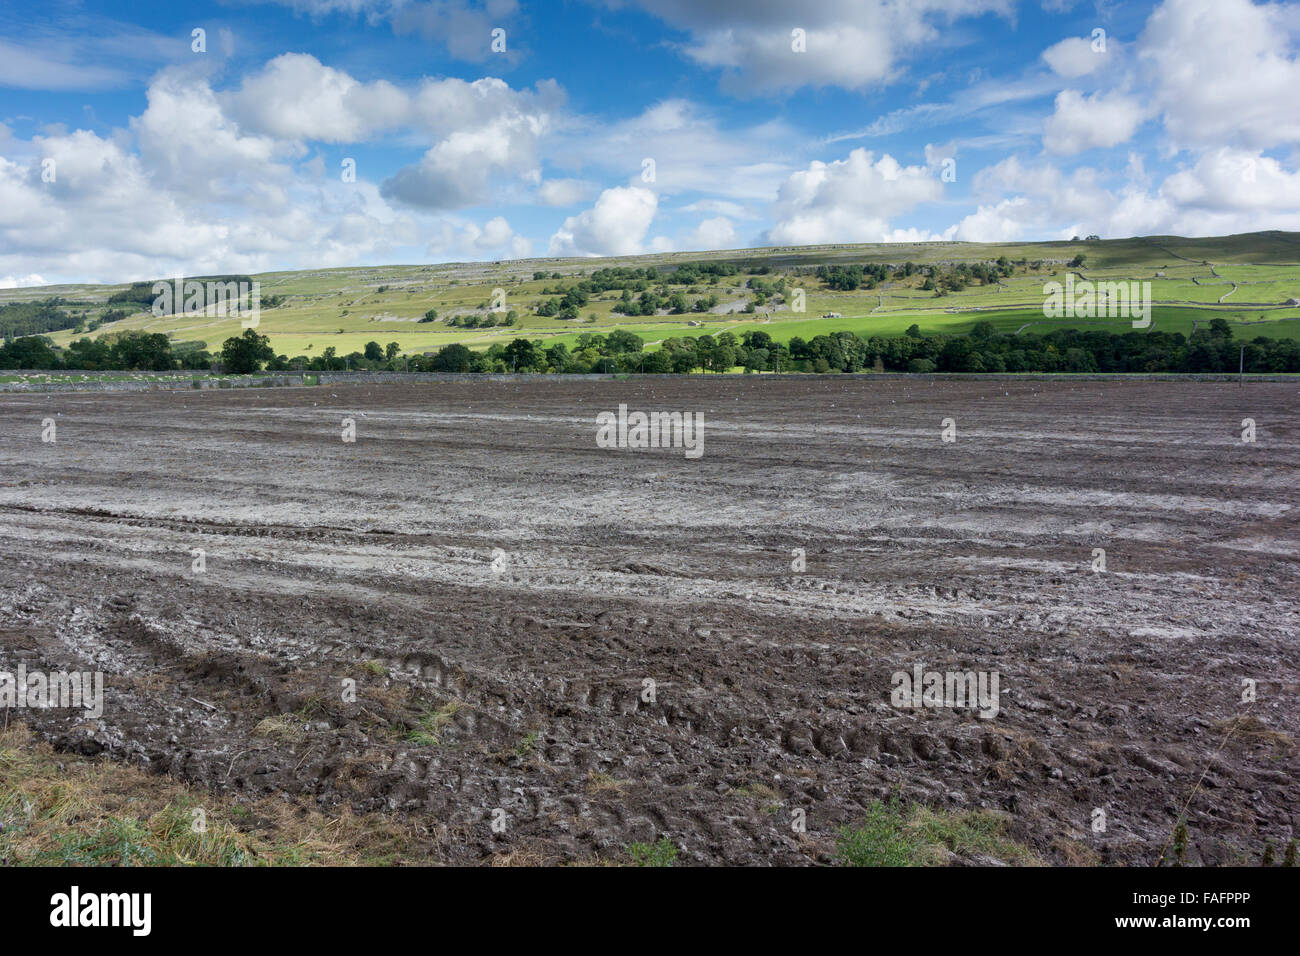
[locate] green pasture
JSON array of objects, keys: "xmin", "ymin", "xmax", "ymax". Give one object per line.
[{"xmin": 16, "ymin": 230, "xmax": 1300, "ymax": 359}]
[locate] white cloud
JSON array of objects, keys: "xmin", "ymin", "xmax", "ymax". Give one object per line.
[
  {"xmin": 382, "ymin": 77, "xmax": 561, "ymax": 209},
  {"xmin": 683, "ymin": 216, "xmax": 736, "ymax": 250},
  {"xmin": 1043, "ymin": 89, "xmax": 1147, "ymax": 155},
  {"xmin": 0, "ymin": 52, "xmax": 561, "ymax": 280},
  {"xmin": 224, "ymin": 56, "xmax": 564, "ymax": 211},
  {"xmin": 948, "ymin": 148, "xmax": 1300, "ymax": 242},
  {"xmin": 1161, "ymin": 147, "xmax": 1300, "ymax": 212},
  {"xmin": 1139, "ymin": 0, "xmax": 1300, "ymax": 149},
  {"xmin": 0, "ymin": 100, "xmax": 423, "ymax": 283},
  {"xmin": 0, "ymin": 273, "xmax": 48, "ymax": 289},
  {"xmin": 548, "ymin": 186, "xmax": 658, "ymax": 256},
  {"xmin": 948, "ymin": 198, "xmax": 1031, "ymax": 243},
  {"xmin": 132, "ymin": 68, "xmax": 292, "ymax": 204},
  {"xmin": 426, "ymin": 215, "xmax": 531, "ymax": 259},
  {"xmin": 226, "ymin": 54, "xmax": 409, "ymax": 142},
  {"xmin": 1041, "ymin": 36, "xmax": 1116, "ymax": 79},
  {"xmin": 765, "ymin": 148, "xmax": 944, "ymax": 245},
  {"xmin": 881, "ymin": 226, "xmax": 955, "ymax": 243}
]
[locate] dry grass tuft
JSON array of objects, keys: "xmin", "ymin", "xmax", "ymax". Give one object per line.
[{"xmin": 0, "ymin": 723, "xmax": 428, "ymax": 866}]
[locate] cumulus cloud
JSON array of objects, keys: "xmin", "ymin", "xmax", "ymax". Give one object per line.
[
  {"xmin": 765, "ymin": 149, "xmax": 944, "ymax": 245},
  {"xmin": 548, "ymin": 186, "xmax": 658, "ymax": 256},
  {"xmin": 1041, "ymin": 35, "xmax": 1117, "ymax": 78},
  {"xmin": 132, "ymin": 68, "xmax": 292, "ymax": 204},
  {"xmin": 1139, "ymin": 0, "xmax": 1300, "ymax": 149},
  {"xmin": 183, "ymin": 55, "xmax": 562, "ymax": 212},
  {"xmin": 0, "ymin": 132, "xmax": 264, "ymax": 280},
  {"xmin": 683, "ymin": 216, "xmax": 736, "ymax": 250},
  {"xmin": 9, "ymin": 0, "xmax": 1300, "ymax": 283},
  {"xmin": 427, "ymin": 215, "xmax": 531, "ymax": 259},
  {"xmin": 0, "ymin": 49, "xmax": 562, "ymax": 280},
  {"xmin": 226, "ymin": 54, "xmax": 409, "ymax": 142},
  {"xmin": 1043, "ymin": 89, "xmax": 1147, "ymax": 155},
  {"xmin": 948, "ymin": 149, "xmax": 1300, "ymax": 242},
  {"xmin": 0, "ymin": 67, "xmax": 438, "ymax": 282},
  {"xmin": 2, "ymin": 125, "xmax": 426, "ymax": 281},
  {"xmin": 1160, "ymin": 147, "xmax": 1300, "ymax": 212},
  {"xmin": 381, "ymin": 77, "xmax": 561, "ymax": 209},
  {"xmin": 0, "ymin": 273, "xmax": 48, "ymax": 289}
]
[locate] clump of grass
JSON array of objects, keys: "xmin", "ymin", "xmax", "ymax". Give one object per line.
[
  {"xmin": 513, "ymin": 731, "xmax": 539, "ymax": 759},
  {"xmin": 908, "ymin": 806, "xmax": 1040, "ymax": 865},
  {"xmin": 834, "ymin": 800, "xmax": 921, "ymax": 867},
  {"xmin": 835, "ymin": 799, "xmax": 1040, "ymax": 867},
  {"xmin": 254, "ymin": 696, "xmax": 332, "ymax": 744},
  {"xmin": 732, "ymin": 782, "xmax": 783, "ymax": 814},
  {"xmin": 0, "ymin": 723, "xmax": 419, "ymax": 866},
  {"xmin": 362, "ymin": 659, "xmax": 389, "ymax": 677},
  {"xmin": 626, "ymin": 837, "xmax": 677, "ymax": 867},
  {"xmin": 1212, "ymin": 715, "xmax": 1294, "ymax": 750},
  {"xmin": 489, "ymin": 847, "xmax": 548, "ymax": 867},
  {"xmin": 407, "ymin": 700, "xmax": 463, "ymax": 746},
  {"xmin": 1050, "ymin": 836, "xmax": 1101, "ymax": 867},
  {"xmin": 1159, "ymin": 821, "xmax": 1190, "ymax": 867},
  {"xmin": 585, "ymin": 771, "xmax": 628, "ymax": 793},
  {"xmin": 253, "ymin": 715, "xmax": 307, "ymax": 743}
]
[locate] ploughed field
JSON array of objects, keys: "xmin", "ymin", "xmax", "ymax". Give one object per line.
[{"xmin": 1, "ymin": 377, "xmax": 1296, "ymax": 865}]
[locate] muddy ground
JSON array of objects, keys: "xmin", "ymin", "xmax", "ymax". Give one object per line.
[{"xmin": 0, "ymin": 377, "xmax": 1296, "ymax": 865}]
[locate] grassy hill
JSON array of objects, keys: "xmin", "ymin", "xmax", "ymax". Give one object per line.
[{"xmin": 4, "ymin": 231, "xmax": 1300, "ymax": 362}]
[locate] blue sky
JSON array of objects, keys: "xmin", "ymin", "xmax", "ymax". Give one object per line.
[{"xmin": 2, "ymin": 0, "xmax": 1300, "ymax": 284}]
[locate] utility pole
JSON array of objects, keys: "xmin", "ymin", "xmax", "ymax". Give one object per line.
[{"xmin": 1240, "ymin": 344, "xmax": 1245, "ymax": 387}]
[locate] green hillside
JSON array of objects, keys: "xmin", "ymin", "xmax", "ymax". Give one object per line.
[{"xmin": 3, "ymin": 231, "xmax": 1300, "ymax": 364}]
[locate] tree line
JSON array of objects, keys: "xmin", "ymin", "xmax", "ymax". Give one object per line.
[
  {"xmin": 402, "ymin": 318, "xmax": 1300, "ymax": 374},
  {"xmin": 2, "ymin": 318, "xmax": 1297, "ymax": 374}
]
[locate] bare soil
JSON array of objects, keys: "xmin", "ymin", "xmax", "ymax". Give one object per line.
[{"xmin": 1, "ymin": 376, "xmax": 1296, "ymax": 865}]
